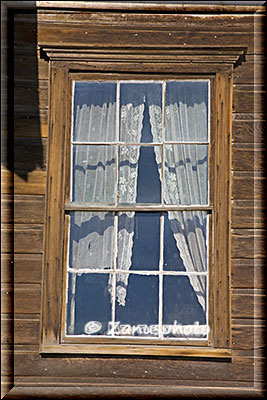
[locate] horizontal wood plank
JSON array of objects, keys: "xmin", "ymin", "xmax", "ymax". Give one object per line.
[
  {"xmin": 38, "ymin": 24, "xmax": 263, "ymax": 54},
  {"xmin": 232, "ymin": 144, "xmax": 264, "ymax": 171},
  {"xmin": 232, "ymin": 120, "xmax": 265, "ymax": 143},
  {"xmin": 1, "ymin": 284, "xmax": 41, "ymax": 314},
  {"xmin": 1, "ymin": 195, "xmax": 45, "ymax": 224},
  {"xmin": 231, "ymin": 172, "xmax": 265, "ymax": 201},
  {"xmin": 1, "ymin": 169, "xmax": 46, "ymax": 195},
  {"xmin": 233, "ymin": 86, "xmax": 266, "ymax": 114},
  {"xmin": 1, "ymin": 318, "xmax": 40, "ymax": 345},
  {"xmin": 10, "ymin": 353, "xmax": 259, "ymax": 382},
  {"xmin": 231, "ymin": 229, "xmax": 266, "ymax": 259},
  {"xmin": 231, "ymin": 200, "xmax": 265, "ymax": 229},
  {"xmin": 232, "ymin": 325, "xmax": 265, "ymax": 350},
  {"xmin": 232, "ymin": 292, "xmax": 266, "ymax": 319},
  {"xmin": 36, "ymin": 2, "xmax": 267, "ymax": 13},
  {"xmin": 14, "ymin": 80, "xmax": 48, "ymax": 116},
  {"xmin": 1, "ymin": 224, "xmax": 44, "ymax": 254},
  {"xmin": 14, "ymin": 54, "xmax": 48, "ymax": 81},
  {"xmin": 37, "ymin": 13, "xmax": 265, "ymax": 32},
  {"xmin": 1, "ymin": 254, "xmax": 43, "ymax": 284},
  {"xmin": 12, "ymin": 118, "xmax": 48, "ymax": 139},
  {"xmin": 233, "ymin": 57, "xmax": 265, "ymax": 85},
  {"xmin": 3, "ymin": 385, "xmax": 265, "ymax": 399},
  {"xmin": 231, "ymin": 259, "xmax": 264, "ymax": 289}
]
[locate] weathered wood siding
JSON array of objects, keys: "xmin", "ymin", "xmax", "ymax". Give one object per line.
[{"xmin": 1, "ymin": 3, "xmax": 265, "ymax": 398}]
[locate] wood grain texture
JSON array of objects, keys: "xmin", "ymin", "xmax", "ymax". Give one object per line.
[
  {"xmin": 37, "ymin": 24, "xmax": 263, "ymax": 54},
  {"xmin": 1, "ymin": 254, "xmax": 43, "ymax": 284},
  {"xmin": 232, "ymin": 325, "xmax": 265, "ymax": 350},
  {"xmin": 9, "ymin": 353, "xmax": 259, "ymax": 382},
  {"xmin": 232, "ymin": 172, "xmax": 265, "ymax": 200},
  {"xmin": 232, "ymin": 144, "xmax": 264, "ymax": 171},
  {"xmin": 1, "ymin": 195, "xmax": 45, "ymax": 224},
  {"xmin": 231, "ymin": 200, "xmax": 265, "ymax": 229},
  {"xmin": 233, "ymin": 85, "xmax": 266, "ymax": 114},
  {"xmin": 231, "ymin": 259, "xmax": 264, "ymax": 289},
  {"xmin": 231, "ymin": 229, "xmax": 266, "ymax": 259},
  {"xmin": 14, "ymin": 80, "xmax": 48, "ymax": 116},
  {"xmin": 2, "ymin": 284, "xmax": 41, "ymax": 314},
  {"xmin": 233, "ymin": 56, "xmax": 265, "ymax": 85},
  {"xmin": 36, "ymin": 2, "xmax": 267, "ymax": 13},
  {"xmin": 13, "ymin": 118, "xmax": 48, "ymax": 138},
  {"xmin": 2, "ymin": 318, "xmax": 40, "ymax": 345},
  {"xmin": 1, "ymin": 169, "xmax": 46, "ymax": 195},
  {"xmin": 232, "ymin": 120, "xmax": 266, "ymax": 143},
  {"xmin": 232, "ymin": 292, "xmax": 266, "ymax": 319},
  {"xmin": 1, "ymin": 224, "xmax": 43, "ymax": 254},
  {"xmin": 37, "ymin": 12, "xmax": 265, "ymax": 32},
  {"xmin": 3, "ymin": 385, "xmax": 266, "ymax": 399}
]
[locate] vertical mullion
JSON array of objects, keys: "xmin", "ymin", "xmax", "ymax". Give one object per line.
[
  {"xmin": 161, "ymin": 82, "xmax": 166, "ymax": 206},
  {"xmin": 115, "ymin": 81, "xmax": 120, "ymax": 207},
  {"xmin": 111, "ymin": 81, "xmax": 120, "ymax": 337},
  {"xmin": 159, "ymin": 212, "xmax": 164, "ymax": 340},
  {"xmin": 111, "ymin": 212, "xmax": 118, "ymax": 338}
]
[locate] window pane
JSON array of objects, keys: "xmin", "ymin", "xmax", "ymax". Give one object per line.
[
  {"xmin": 114, "ymin": 274, "xmax": 159, "ymax": 337},
  {"xmin": 163, "ymin": 275, "xmax": 207, "ymax": 338},
  {"xmin": 117, "ymin": 212, "xmax": 160, "ymax": 271},
  {"xmin": 72, "ymin": 145, "xmax": 116, "ymax": 203},
  {"xmin": 120, "ymin": 82, "xmax": 162, "ymax": 143},
  {"xmin": 164, "ymin": 211, "xmax": 208, "ymax": 272},
  {"xmin": 165, "ymin": 81, "xmax": 209, "ymax": 142},
  {"xmin": 68, "ymin": 212, "xmax": 114, "ymax": 270},
  {"xmin": 66, "ymin": 273, "xmax": 113, "ymax": 335},
  {"xmin": 72, "ymin": 81, "xmax": 117, "ymax": 142},
  {"xmin": 118, "ymin": 145, "xmax": 161, "ymax": 204},
  {"xmin": 164, "ymin": 144, "xmax": 208, "ymax": 205}
]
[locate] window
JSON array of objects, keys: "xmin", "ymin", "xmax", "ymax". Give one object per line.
[
  {"xmin": 65, "ymin": 79, "xmax": 210, "ymax": 343},
  {"xmin": 41, "ymin": 46, "xmax": 243, "ymax": 356}
]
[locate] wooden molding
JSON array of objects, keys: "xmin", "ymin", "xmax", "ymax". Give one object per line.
[{"xmin": 40, "ymin": 46, "xmax": 247, "ymax": 69}]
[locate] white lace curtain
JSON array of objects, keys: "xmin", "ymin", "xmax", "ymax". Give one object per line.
[
  {"xmin": 150, "ymin": 82, "xmax": 208, "ymax": 312},
  {"xmin": 71, "ymin": 81, "xmax": 208, "ymax": 314}
]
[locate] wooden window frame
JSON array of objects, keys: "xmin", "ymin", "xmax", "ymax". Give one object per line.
[{"xmin": 40, "ymin": 46, "xmax": 246, "ymax": 357}]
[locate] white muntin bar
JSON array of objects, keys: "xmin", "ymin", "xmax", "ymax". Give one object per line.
[{"xmin": 67, "ymin": 268, "xmax": 209, "ymax": 276}]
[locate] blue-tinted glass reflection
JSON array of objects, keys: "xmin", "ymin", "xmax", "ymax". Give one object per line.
[
  {"xmin": 73, "ymin": 81, "xmax": 117, "ymax": 142},
  {"xmin": 163, "ymin": 275, "xmax": 207, "ymax": 338},
  {"xmin": 120, "ymin": 82, "xmax": 162, "ymax": 143},
  {"xmin": 69, "ymin": 212, "xmax": 114, "ymax": 270},
  {"xmin": 164, "ymin": 144, "xmax": 208, "ymax": 205},
  {"xmin": 72, "ymin": 145, "xmax": 116, "ymax": 203},
  {"xmin": 66, "ymin": 273, "xmax": 112, "ymax": 335},
  {"xmin": 118, "ymin": 145, "xmax": 161, "ymax": 204},
  {"xmin": 165, "ymin": 81, "xmax": 209, "ymax": 142},
  {"xmin": 115, "ymin": 274, "xmax": 159, "ymax": 337},
  {"xmin": 117, "ymin": 212, "xmax": 160, "ymax": 271},
  {"xmin": 164, "ymin": 211, "xmax": 208, "ymax": 272}
]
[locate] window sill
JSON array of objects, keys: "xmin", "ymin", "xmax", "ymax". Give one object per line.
[{"xmin": 40, "ymin": 344, "xmax": 232, "ymax": 358}]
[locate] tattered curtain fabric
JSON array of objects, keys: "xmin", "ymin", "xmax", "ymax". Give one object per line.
[
  {"xmin": 70, "ymin": 80, "xmax": 208, "ymax": 313},
  {"xmin": 150, "ymin": 81, "xmax": 208, "ymax": 312}
]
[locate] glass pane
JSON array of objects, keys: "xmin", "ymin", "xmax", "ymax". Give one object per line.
[
  {"xmin": 117, "ymin": 212, "xmax": 160, "ymax": 271},
  {"xmin": 72, "ymin": 145, "xmax": 116, "ymax": 203},
  {"xmin": 163, "ymin": 275, "xmax": 207, "ymax": 339},
  {"xmin": 68, "ymin": 212, "xmax": 114, "ymax": 270},
  {"xmin": 164, "ymin": 211, "xmax": 208, "ymax": 272},
  {"xmin": 66, "ymin": 273, "xmax": 113, "ymax": 335},
  {"xmin": 118, "ymin": 145, "xmax": 161, "ymax": 204},
  {"xmin": 72, "ymin": 81, "xmax": 117, "ymax": 142},
  {"xmin": 114, "ymin": 274, "xmax": 159, "ymax": 337},
  {"xmin": 120, "ymin": 82, "xmax": 162, "ymax": 143},
  {"xmin": 164, "ymin": 144, "xmax": 208, "ymax": 205},
  {"xmin": 165, "ymin": 81, "xmax": 209, "ymax": 142}
]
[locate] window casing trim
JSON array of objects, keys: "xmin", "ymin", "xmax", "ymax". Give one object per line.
[{"xmin": 40, "ymin": 46, "xmax": 244, "ymax": 356}]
